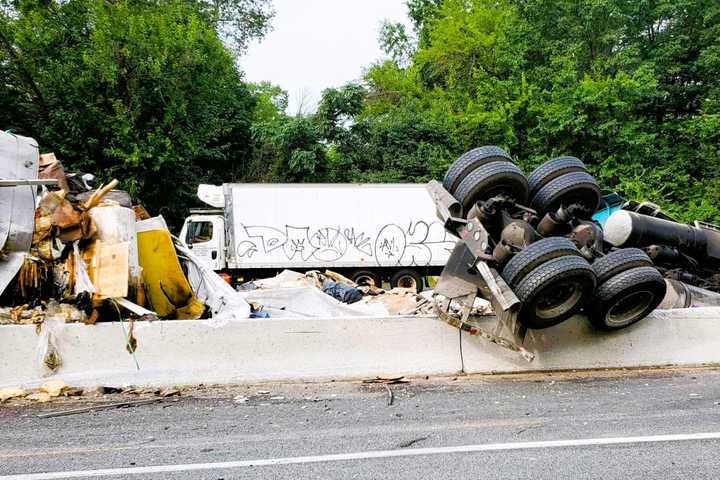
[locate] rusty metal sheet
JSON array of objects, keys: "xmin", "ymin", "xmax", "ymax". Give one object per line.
[{"xmin": 0, "ymin": 131, "xmax": 40, "ymax": 294}]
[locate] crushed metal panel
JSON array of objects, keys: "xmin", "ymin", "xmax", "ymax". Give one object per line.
[{"xmin": 0, "ymin": 131, "xmax": 39, "ymax": 294}]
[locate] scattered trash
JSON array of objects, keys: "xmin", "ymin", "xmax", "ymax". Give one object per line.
[
  {"xmin": 362, "ymin": 376, "xmax": 410, "ymax": 385},
  {"xmin": 322, "ymin": 280, "xmax": 363, "ymax": 304},
  {"xmin": 239, "ymin": 269, "xmax": 433, "ymax": 318}
]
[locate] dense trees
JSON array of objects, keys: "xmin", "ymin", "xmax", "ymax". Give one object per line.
[
  {"xmin": 1, "ymin": 0, "xmax": 719, "ymax": 225},
  {"xmin": 269, "ymin": 0, "xmax": 720, "ymax": 223},
  {"xmin": 0, "ymin": 0, "xmax": 272, "ymax": 225}
]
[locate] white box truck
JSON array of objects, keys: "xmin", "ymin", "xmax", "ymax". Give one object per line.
[{"xmin": 179, "ymin": 184, "xmax": 457, "ymax": 290}]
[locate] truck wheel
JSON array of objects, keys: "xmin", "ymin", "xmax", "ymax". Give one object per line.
[
  {"xmin": 592, "ymin": 248, "xmax": 653, "ymax": 285},
  {"xmin": 350, "ymin": 270, "xmax": 381, "ymax": 288},
  {"xmin": 529, "ymin": 171, "xmax": 601, "ymax": 219},
  {"xmin": 586, "ymin": 266, "xmax": 666, "ymax": 330},
  {"xmin": 514, "ymin": 255, "xmax": 596, "ymax": 329},
  {"xmin": 527, "ymin": 156, "xmax": 587, "ymax": 198},
  {"xmin": 502, "ymin": 237, "xmax": 582, "ymax": 287},
  {"xmin": 443, "ymin": 146, "xmax": 512, "ymax": 195},
  {"xmin": 390, "ymin": 269, "xmax": 424, "ymax": 292},
  {"xmin": 454, "ymin": 161, "xmax": 529, "ymax": 214}
]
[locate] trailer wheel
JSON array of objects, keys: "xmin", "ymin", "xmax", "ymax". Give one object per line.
[
  {"xmin": 529, "ymin": 171, "xmax": 601, "ymax": 219},
  {"xmin": 390, "ymin": 269, "xmax": 424, "ymax": 292},
  {"xmin": 587, "ymin": 266, "xmax": 666, "ymax": 330},
  {"xmin": 502, "ymin": 237, "xmax": 582, "ymax": 287},
  {"xmin": 514, "ymin": 255, "xmax": 596, "ymax": 329},
  {"xmin": 350, "ymin": 270, "xmax": 381, "ymax": 288},
  {"xmin": 527, "ymin": 156, "xmax": 587, "ymax": 198},
  {"xmin": 443, "ymin": 146, "xmax": 512, "ymax": 195},
  {"xmin": 454, "ymin": 161, "xmax": 528, "ymax": 214},
  {"xmin": 592, "ymin": 248, "xmax": 653, "ymax": 285}
]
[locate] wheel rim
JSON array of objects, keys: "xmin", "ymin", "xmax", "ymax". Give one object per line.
[
  {"xmin": 354, "ymin": 274, "xmax": 377, "ymax": 287},
  {"xmin": 534, "ymin": 280, "xmax": 583, "ymax": 320},
  {"xmin": 605, "ymin": 290, "xmax": 654, "ymax": 327},
  {"xmin": 396, "ymin": 275, "xmax": 417, "ymax": 290}
]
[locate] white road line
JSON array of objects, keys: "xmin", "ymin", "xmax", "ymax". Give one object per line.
[{"xmin": 4, "ymin": 431, "xmax": 720, "ymax": 480}]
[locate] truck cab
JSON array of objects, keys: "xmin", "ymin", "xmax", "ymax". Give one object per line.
[{"xmin": 179, "ymin": 209, "xmax": 226, "ymax": 270}]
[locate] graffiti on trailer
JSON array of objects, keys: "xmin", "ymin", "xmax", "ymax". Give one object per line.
[
  {"xmin": 235, "ymin": 221, "xmax": 455, "ymax": 266},
  {"xmin": 343, "ymin": 227, "xmax": 373, "ymax": 257}
]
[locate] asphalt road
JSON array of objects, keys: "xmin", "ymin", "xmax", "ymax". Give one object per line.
[{"xmin": 2, "ymin": 368, "xmax": 720, "ymax": 479}]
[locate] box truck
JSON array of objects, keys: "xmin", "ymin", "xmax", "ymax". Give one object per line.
[{"xmin": 179, "ymin": 184, "xmax": 457, "ymax": 290}]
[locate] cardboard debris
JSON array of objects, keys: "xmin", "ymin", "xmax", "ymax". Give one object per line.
[
  {"xmin": 0, "ymin": 387, "xmax": 27, "ymax": 402},
  {"xmin": 83, "ymin": 240, "xmax": 130, "ymax": 298},
  {"xmin": 39, "ymin": 152, "xmax": 70, "ymax": 192},
  {"xmin": 357, "ymin": 288, "xmax": 434, "ymax": 315},
  {"xmin": 40, "ymin": 379, "xmax": 68, "ymax": 397},
  {"xmin": 25, "ymin": 392, "xmax": 52, "ymax": 403}
]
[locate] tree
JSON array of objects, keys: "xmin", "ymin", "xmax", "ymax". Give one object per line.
[
  {"xmin": 348, "ymin": 0, "xmax": 720, "ymax": 223},
  {"xmin": 193, "ymin": 0, "xmax": 274, "ymax": 53},
  {"xmin": 0, "ymin": 0, "xmax": 272, "ymax": 226}
]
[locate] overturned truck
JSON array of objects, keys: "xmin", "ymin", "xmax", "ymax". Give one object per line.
[{"xmin": 427, "ymin": 147, "xmax": 719, "ymax": 360}]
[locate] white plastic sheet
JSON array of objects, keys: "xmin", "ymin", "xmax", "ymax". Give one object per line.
[
  {"xmin": 239, "ymin": 270, "xmax": 389, "ymax": 318},
  {"xmin": 174, "ymin": 239, "xmax": 251, "ymax": 326}
]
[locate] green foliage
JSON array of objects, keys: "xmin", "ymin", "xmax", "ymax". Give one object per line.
[
  {"xmin": 194, "ymin": 0, "xmax": 274, "ymax": 53},
  {"xmin": 2, "ymin": 0, "xmax": 720, "ymax": 228},
  {"xmin": 344, "ymin": 0, "xmax": 720, "ymax": 224},
  {"xmin": 0, "ymin": 0, "xmax": 271, "ymax": 226}
]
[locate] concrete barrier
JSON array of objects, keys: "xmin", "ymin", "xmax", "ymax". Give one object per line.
[
  {"xmin": 2, "ymin": 308, "xmax": 720, "ymax": 388},
  {"xmin": 461, "ymin": 308, "xmax": 720, "ymax": 373},
  {"xmin": 0, "ymin": 315, "xmax": 461, "ymax": 388}
]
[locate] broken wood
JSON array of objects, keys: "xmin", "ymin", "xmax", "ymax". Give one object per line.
[
  {"xmin": 36, "ymin": 398, "xmax": 164, "ymax": 419},
  {"xmin": 82, "ymin": 178, "xmax": 119, "ymax": 210}
]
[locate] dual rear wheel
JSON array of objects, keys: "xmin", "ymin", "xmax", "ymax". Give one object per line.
[
  {"xmin": 350, "ymin": 269, "xmax": 424, "ymax": 292},
  {"xmin": 443, "ymin": 147, "xmax": 666, "ymax": 331}
]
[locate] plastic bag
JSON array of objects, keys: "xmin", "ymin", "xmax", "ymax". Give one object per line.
[
  {"xmin": 73, "ymin": 241, "xmax": 95, "ymax": 295},
  {"xmin": 35, "ymin": 301, "xmax": 65, "ymax": 375}
]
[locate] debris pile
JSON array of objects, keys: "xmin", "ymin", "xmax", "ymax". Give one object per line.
[
  {"xmin": 239, "ymin": 269, "xmax": 436, "ymax": 317},
  {"xmin": 0, "ymin": 147, "xmax": 249, "ymax": 329},
  {"xmin": 1, "ymin": 165, "xmax": 139, "ymax": 325}
]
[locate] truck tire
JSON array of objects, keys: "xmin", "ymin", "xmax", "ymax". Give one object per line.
[
  {"xmin": 502, "ymin": 237, "xmax": 582, "ymax": 288},
  {"xmin": 529, "ymin": 171, "xmax": 601, "ymax": 219},
  {"xmin": 350, "ymin": 270, "xmax": 382, "ymax": 288},
  {"xmin": 586, "ymin": 266, "xmax": 666, "ymax": 330},
  {"xmin": 390, "ymin": 269, "xmax": 424, "ymax": 292},
  {"xmin": 443, "ymin": 146, "xmax": 512, "ymax": 195},
  {"xmin": 514, "ymin": 255, "xmax": 596, "ymax": 329},
  {"xmin": 592, "ymin": 248, "xmax": 653, "ymax": 285},
  {"xmin": 527, "ymin": 156, "xmax": 587, "ymax": 198},
  {"xmin": 454, "ymin": 161, "xmax": 529, "ymax": 214}
]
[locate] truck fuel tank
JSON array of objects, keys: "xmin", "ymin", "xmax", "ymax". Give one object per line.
[{"xmin": 604, "ymin": 210, "xmax": 720, "ymax": 261}]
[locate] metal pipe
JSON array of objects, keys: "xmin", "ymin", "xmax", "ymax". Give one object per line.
[{"xmin": 0, "ymin": 179, "xmax": 58, "ymax": 186}]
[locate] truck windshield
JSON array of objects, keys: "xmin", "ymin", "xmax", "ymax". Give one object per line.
[{"xmin": 185, "ymin": 221, "xmax": 213, "ymax": 244}]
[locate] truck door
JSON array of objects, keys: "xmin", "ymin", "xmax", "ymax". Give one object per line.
[{"xmin": 182, "ymin": 216, "xmax": 225, "ymax": 270}]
